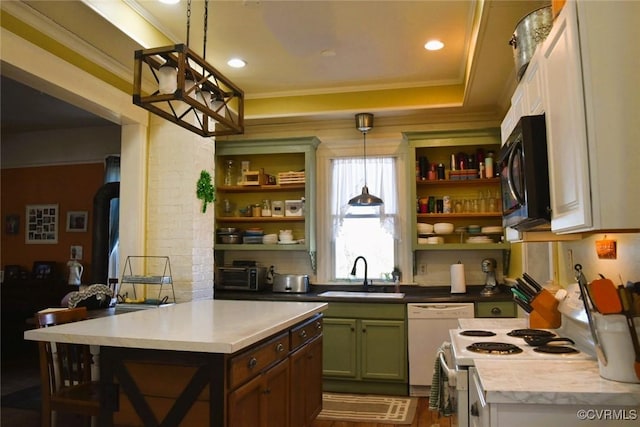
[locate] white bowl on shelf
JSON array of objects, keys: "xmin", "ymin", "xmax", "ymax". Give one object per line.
[
  {"xmin": 427, "ymin": 236, "xmax": 445, "ymax": 244},
  {"xmin": 262, "ymin": 234, "xmax": 278, "ymax": 244},
  {"xmin": 417, "ymin": 223, "xmax": 434, "ymax": 234},
  {"xmin": 434, "ymin": 223, "xmax": 454, "ymax": 234}
]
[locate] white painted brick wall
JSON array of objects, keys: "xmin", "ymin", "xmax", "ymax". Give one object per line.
[{"xmin": 147, "ymin": 117, "xmax": 214, "ymax": 302}]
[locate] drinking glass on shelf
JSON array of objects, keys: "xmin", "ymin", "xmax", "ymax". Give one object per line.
[
  {"xmin": 478, "ymin": 190, "xmax": 487, "ymax": 213},
  {"xmin": 454, "ymin": 199, "xmax": 463, "ymax": 214}
]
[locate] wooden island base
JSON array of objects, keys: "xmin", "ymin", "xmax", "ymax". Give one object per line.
[{"xmin": 99, "ymin": 314, "xmax": 323, "ymax": 427}]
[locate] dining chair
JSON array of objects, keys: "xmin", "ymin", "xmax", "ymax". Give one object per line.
[{"xmin": 36, "ymin": 307, "xmax": 101, "ymax": 427}]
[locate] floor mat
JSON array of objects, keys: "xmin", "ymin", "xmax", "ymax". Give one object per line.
[
  {"xmin": 1, "ymin": 385, "xmax": 40, "ymax": 411},
  {"xmin": 316, "ymin": 392, "xmax": 418, "ymax": 424}
]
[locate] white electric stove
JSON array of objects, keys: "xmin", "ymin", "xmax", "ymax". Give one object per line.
[
  {"xmin": 449, "ymin": 327, "xmax": 594, "ymax": 367},
  {"xmin": 438, "ymin": 283, "xmax": 597, "ymax": 427}
]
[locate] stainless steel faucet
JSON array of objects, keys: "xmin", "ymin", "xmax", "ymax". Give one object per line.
[{"xmin": 350, "ymin": 256, "xmax": 369, "ymax": 290}]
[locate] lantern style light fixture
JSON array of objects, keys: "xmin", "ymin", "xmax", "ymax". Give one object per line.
[
  {"xmin": 133, "ymin": 0, "xmax": 244, "ymax": 137},
  {"xmin": 348, "ymin": 113, "xmax": 384, "ymax": 206}
]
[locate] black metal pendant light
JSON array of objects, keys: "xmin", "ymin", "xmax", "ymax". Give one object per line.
[{"xmin": 348, "ymin": 113, "xmax": 383, "ymax": 206}]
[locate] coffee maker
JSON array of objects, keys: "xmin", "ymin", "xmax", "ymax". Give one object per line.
[{"xmin": 480, "ymin": 258, "xmax": 499, "ymax": 296}]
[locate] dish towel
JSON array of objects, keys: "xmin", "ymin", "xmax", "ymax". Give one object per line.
[{"xmin": 428, "ymin": 342, "xmax": 453, "ymax": 416}]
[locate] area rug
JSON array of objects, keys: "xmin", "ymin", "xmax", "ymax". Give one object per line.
[
  {"xmin": 316, "ymin": 392, "xmax": 418, "ymax": 424},
  {"xmin": 1, "ymin": 385, "xmax": 41, "ymax": 411}
]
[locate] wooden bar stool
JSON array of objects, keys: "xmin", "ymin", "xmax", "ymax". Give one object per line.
[{"xmin": 36, "ymin": 307, "xmax": 101, "ymax": 427}]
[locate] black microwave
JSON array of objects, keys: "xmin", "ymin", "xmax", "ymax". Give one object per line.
[{"xmin": 499, "ymin": 115, "xmax": 551, "ymax": 231}]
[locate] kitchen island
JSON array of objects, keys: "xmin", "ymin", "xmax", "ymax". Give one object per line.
[{"xmin": 24, "ymin": 299, "xmax": 327, "ymax": 427}]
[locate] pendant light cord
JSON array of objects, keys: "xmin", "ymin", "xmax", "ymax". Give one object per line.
[
  {"xmin": 186, "ymin": 0, "xmax": 191, "ymax": 47},
  {"xmin": 203, "ymin": 0, "xmax": 208, "ymax": 61},
  {"xmin": 362, "ymin": 131, "xmax": 368, "ymax": 187}
]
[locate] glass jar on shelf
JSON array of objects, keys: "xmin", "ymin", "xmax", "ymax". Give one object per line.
[
  {"xmin": 261, "ymin": 200, "xmax": 272, "ymax": 217},
  {"xmin": 224, "ymin": 160, "xmax": 236, "ymax": 186}
]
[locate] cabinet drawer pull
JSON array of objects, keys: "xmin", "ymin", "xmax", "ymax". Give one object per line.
[
  {"xmin": 299, "ymin": 330, "xmax": 307, "ymax": 339},
  {"xmin": 491, "ymin": 307, "xmax": 502, "ymax": 315},
  {"xmin": 248, "ymin": 357, "xmax": 258, "ymax": 369},
  {"xmin": 276, "ymin": 343, "xmax": 285, "ymax": 353},
  {"xmin": 316, "ymin": 321, "xmax": 322, "ymax": 330}
]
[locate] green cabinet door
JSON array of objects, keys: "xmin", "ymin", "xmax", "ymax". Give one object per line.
[
  {"xmin": 361, "ymin": 319, "xmax": 407, "ymax": 381},
  {"xmin": 322, "ymin": 318, "xmax": 357, "ymax": 378}
]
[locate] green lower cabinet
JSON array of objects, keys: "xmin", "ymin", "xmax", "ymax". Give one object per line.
[
  {"xmin": 322, "ymin": 317, "xmax": 407, "ymax": 395},
  {"xmin": 322, "ymin": 318, "xmax": 358, "ymax": 378},
  {"xmin": 360, "ymin": 319, "xmax": 407, "ymax": 381}
]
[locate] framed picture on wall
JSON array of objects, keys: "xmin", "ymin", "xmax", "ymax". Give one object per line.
[
  {"xmin": 5, "ymin": 214, "xmax": 20, "ymax": 235},
  {"xmin": 66, "ymin": 211, "xmax": 88, "ymax": 232},
  {"xmin": 25, "ymin": 204, "xmax": 58, "ymax": 244}
]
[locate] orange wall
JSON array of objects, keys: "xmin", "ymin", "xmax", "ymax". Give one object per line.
[{"xmin": 1, "ymin": 163, "xmax": 105, "ymax": 282}]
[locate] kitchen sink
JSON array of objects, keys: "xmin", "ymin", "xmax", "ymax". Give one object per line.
[{"xmin": 318, "ymin": 291, "xmax": 405, "ymax": 298}]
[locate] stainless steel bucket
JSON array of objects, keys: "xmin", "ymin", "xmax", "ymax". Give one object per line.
[{"xmin": 509, "ymin": 6, "xmax": 553, "ymax": 80}]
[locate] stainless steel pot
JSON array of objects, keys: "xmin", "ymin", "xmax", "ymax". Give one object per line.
[
  {"xmin": 218, "ymin": 233, "xmax": 241, "ymax": 244},
  {"xmin": 509, "ymin": 6, "xmax": 553, "ymax": 80}
]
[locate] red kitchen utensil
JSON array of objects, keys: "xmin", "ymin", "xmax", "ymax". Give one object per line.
[
  {"xmin": 617, "ymin": 286, "xmax": 640, "ymax": 380},
  {"xmin": 589, "ymin": 277, "xmax": 621, "ymax": 314}
]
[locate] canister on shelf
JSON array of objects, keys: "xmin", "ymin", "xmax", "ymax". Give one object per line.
[
  {"xmin": 419, "ymin": 197, "xmax": 428, "ymax": 213},
  {"xmin": 443, "ymin": 196, "xmax": 452, "ymax": 213},
  {"xmin": 485, "ymin": 156, "xmax": 494, "ymax": 179},
  {"xmin": 428, "ymin": 196, "xmax": 436, "ymax": 213},
  {"xmin": 437, "ymin": 163, "xmax": 445, "ymax": 180},
  {"xmin": 418, "ymin": 156, "xmax": 429, "ymax": 180},
  {"xmin": 252, "ymin": 204, "xmax": 262, "ymax": 217},
  {"xmin": 428, "ymin": 163, "xmax": 437, "ymax": 180},
  {"xmin": 261, "ymin": 200, "xmax": 272, "ymax": 217}
]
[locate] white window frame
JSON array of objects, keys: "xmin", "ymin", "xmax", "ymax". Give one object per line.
[{"xmin": 316, "ymin": 137, "xmax": 411, "ymax": 284}]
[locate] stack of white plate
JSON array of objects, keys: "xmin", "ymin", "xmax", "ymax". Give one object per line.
[
  {"xmin": 466, "ymin": 235, "xmax": 494, "ymax": 244},
  {"xmin": 427, "ymin": 236, "xmax": 445, "ymax": 244},
  {"xmin": 481, "ymin": 226, "xmax": 504, "ymax": 234}
]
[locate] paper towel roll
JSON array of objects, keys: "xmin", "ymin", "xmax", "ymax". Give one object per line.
[{"xmin": 450, "ymin": 263, "xmax": 466, "ymax": 293}]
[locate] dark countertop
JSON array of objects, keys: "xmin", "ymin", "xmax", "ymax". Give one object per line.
[{"xmin": 214, "ymin": 284, "xmax": 514, "ymax": 304}]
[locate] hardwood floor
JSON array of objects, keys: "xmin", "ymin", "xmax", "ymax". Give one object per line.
[
  {"xmin": 311, "ymin": 398, "xmax": 454, "ymax": 427},
  {"xmin": 2, "ymin": 345, "xmax": 454, "ymax": 427}
]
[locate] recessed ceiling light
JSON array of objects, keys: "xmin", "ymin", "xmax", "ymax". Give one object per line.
[
  {"xmin": 227, "ymin": 58, "xmax": 247, "ymax": 68},
  {"xmin": 158, "ymin": 0, "xmax": 180, "ymax": 5},
  {"xmin": 424, "ymin": 40, "xmax": 444, "ymax": 51}
]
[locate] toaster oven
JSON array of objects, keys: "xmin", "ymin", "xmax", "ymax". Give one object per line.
[{"xmin": 215, "ymin": 265, "xmax": 266, "ymax": 291}]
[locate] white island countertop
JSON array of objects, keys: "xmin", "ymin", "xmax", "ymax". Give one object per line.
[
  {"xmin": 475, "ymin": 359, "xmax": 640, "ymax": 406},
  {"xmin": 24, "ymin": 300, "xmax": 327, "ymax": 354}
]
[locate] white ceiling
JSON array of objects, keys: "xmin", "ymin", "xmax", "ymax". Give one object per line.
[{"xmin": 0, "ymin": 0, "xmax": 549, "ymax": 133}]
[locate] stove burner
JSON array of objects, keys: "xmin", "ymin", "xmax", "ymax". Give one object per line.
[
  {"xmin": 460, "ymin": 330, "xmax": 497, "ymax": 337},
  {"xmin": 507, "ymin": 329, "xmax": 555, "ymax": 338},
  {"xmin": 467, "ymin": 342, "xmax": 523, "ymax": 355},
  {"xmin": 533, "ymin": 345, "xmax": 579, "ymax": 354}
]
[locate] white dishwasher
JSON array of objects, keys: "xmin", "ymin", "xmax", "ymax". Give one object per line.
[{"xmin": 407, "ymin": 302, "xmax": 475, "ymax": 396}]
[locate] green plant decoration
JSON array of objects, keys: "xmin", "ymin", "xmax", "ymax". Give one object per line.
[{"xmin": 196, "ymin": 170, "xmax": 215, "ymax": 213}]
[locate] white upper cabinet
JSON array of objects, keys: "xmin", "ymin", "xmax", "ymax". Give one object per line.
[
  {"xmin": 521, "ymin": 51, "xmax": 544, "ymax": 116},
  {"xmin": 500, "ymin": 49, "xmax": 545, "ymax": 145},
  {"xmin": 541, "ymin": 0, "xmax": 640, "ymax": 233}
]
